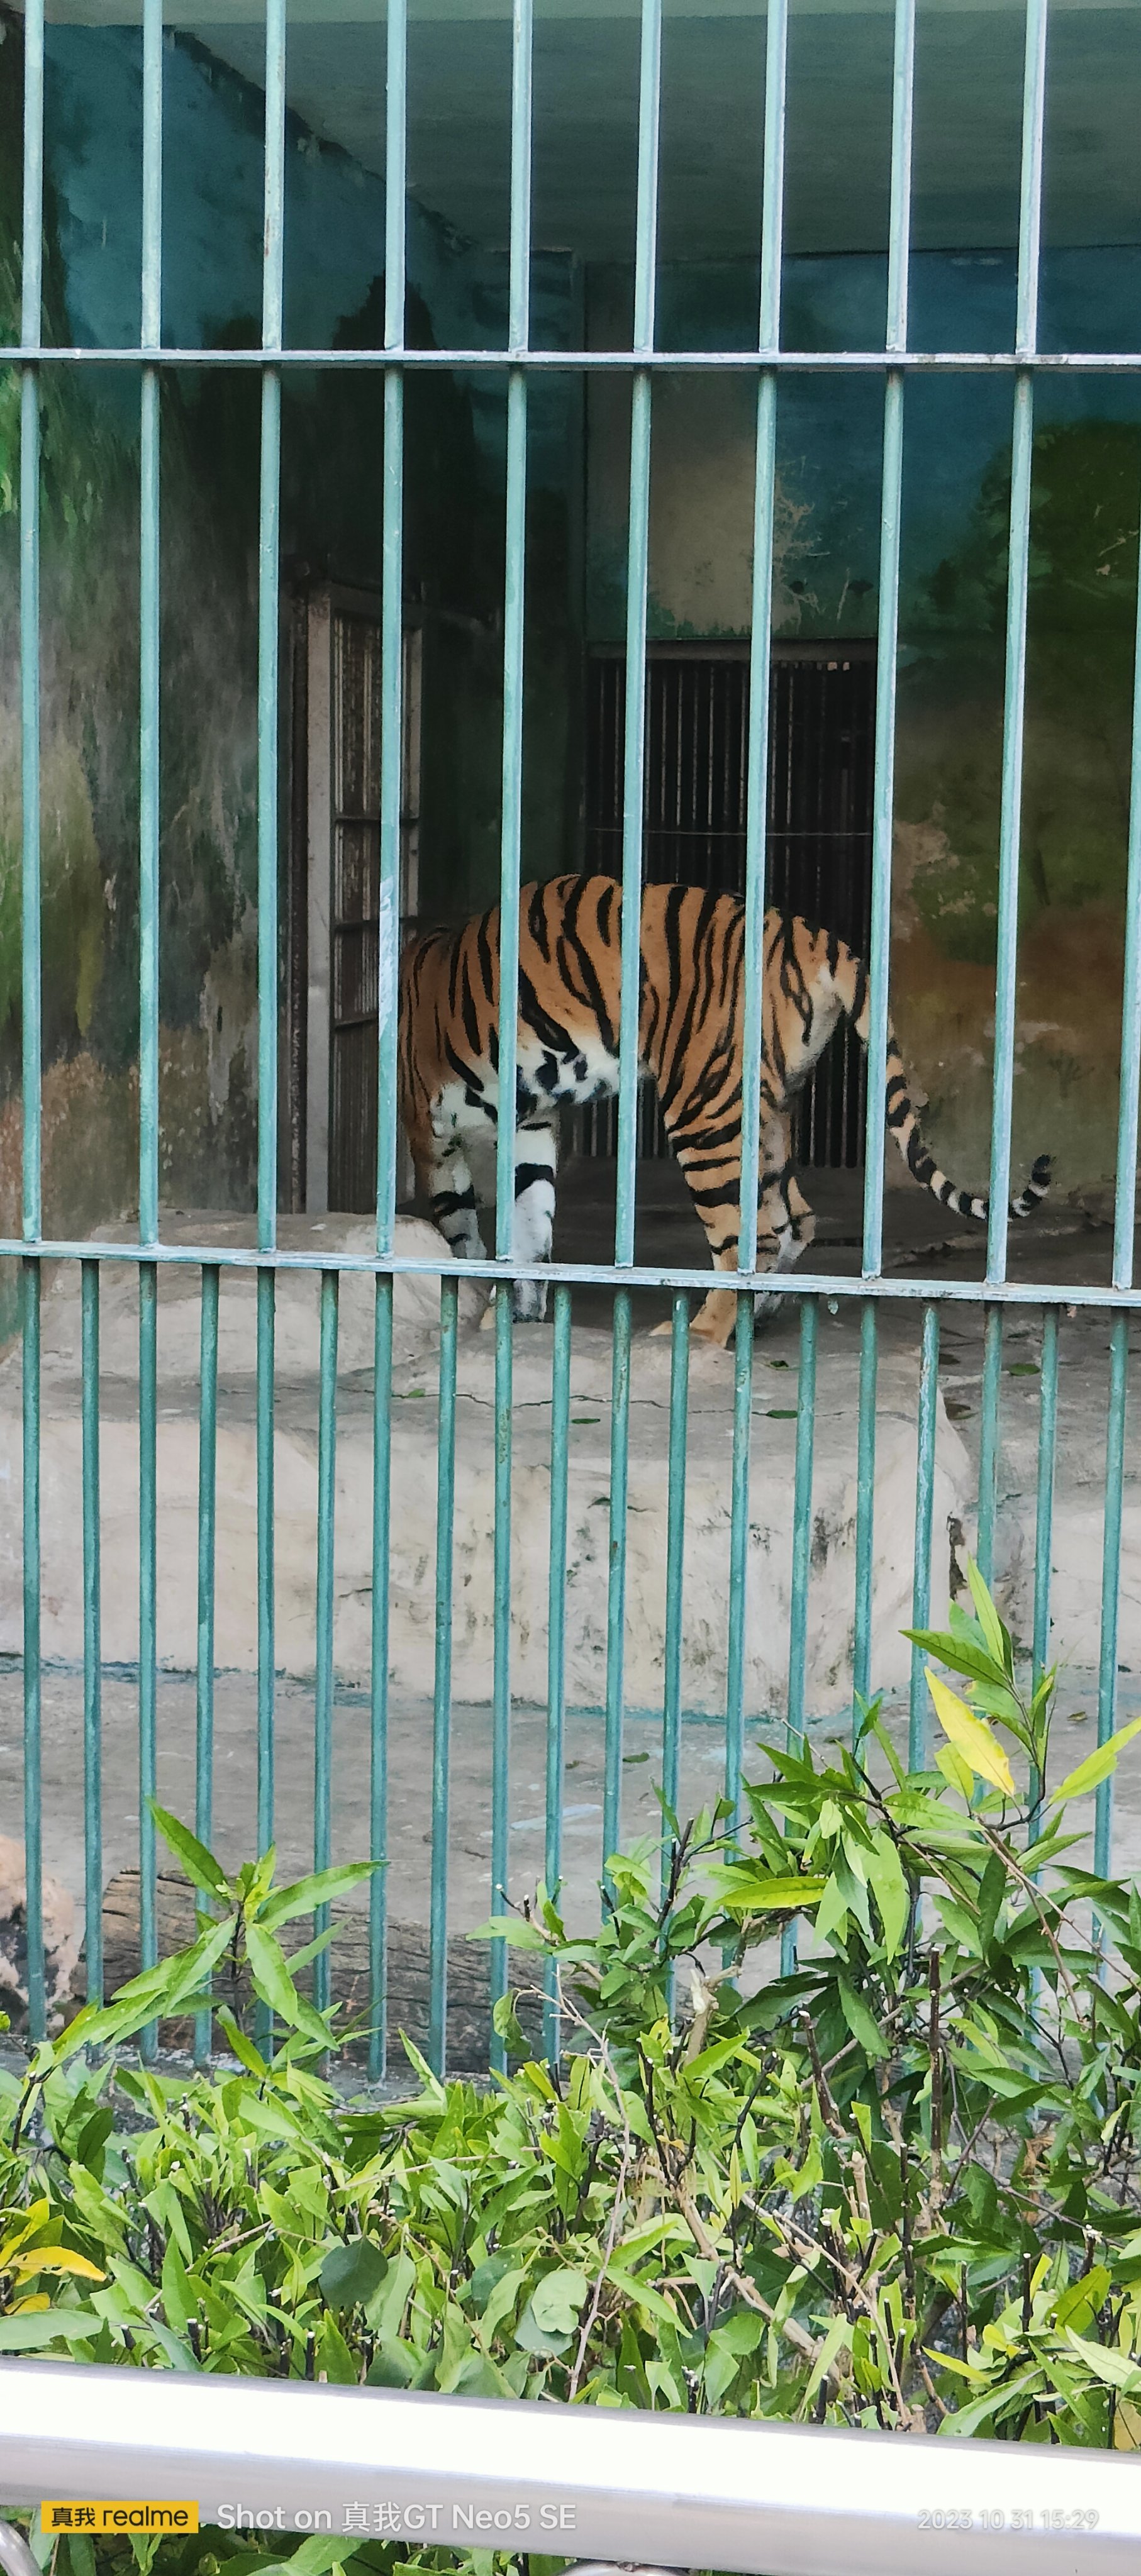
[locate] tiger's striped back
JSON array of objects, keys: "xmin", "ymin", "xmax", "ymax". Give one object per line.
[{"xmin": 398, "ymin": 875, "xmax": 1050, "ymax": 1343}]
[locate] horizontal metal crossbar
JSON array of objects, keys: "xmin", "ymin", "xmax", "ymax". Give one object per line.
[
  {"xmin": 1, "ymin": 2362, "xmax": 1139, "ymax": 2576},
  {"xmin": 0, "ymin": 1239, "xmax": 1138, "ymax": 1309},
  {"xmin": 4, "ymin": 345, "xmax": 1141, "ymax": 373}
]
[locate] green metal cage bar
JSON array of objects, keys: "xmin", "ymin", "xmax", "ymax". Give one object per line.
[
  {"xmin": 81, "ymin": 1262, "xmax": 103, "ymax": 2011},
  {"xmin": 976, "ymin": 1307, "xmax": 1003, "ymax": 1591},
  {"xmin": 543, "ymin": 1284, "xmax": 572, "ymax": 2062},
  {"xmin": 723, "ymin": 1295, "xmax": 755, "ymax": 1826},
  {"xmin": 908, "ymin": 1305, "xmax": 940, "ymax": 1772},
  {"xmin": 853, "ymin": 0, "xmax": 913, "ymax": 1758},
  {"xmin": 488, "ymin": 0, "xmax": 534, "ymax": 2071},
  {"xmin": 661, "ymin": 1292, "xmax": 690, "ymax": 1875},
  {"xmin": 254, "ymin": 0, "xmax": 286, "ymax": 1977},
  {"xmin": 604, "ymin": 0, "xmax": 661, "ymax": 1883},
  {"xmin": 1029, "ymin": 1307, "xmax": 1059, "ymax": 1839},
  {"xmin": 19, "ymin": 0, "xmax": 44, "ymax": 2043},
  {"xmin": 369, "ymin": 0, "xmax": 409, "ymax": 2081},
  {"xmin": 430, "ymin": 1279, "xmax": 459, "ymax": 2072},
  {"xmin": 313, "ymin": 1272, "xmax": 339, "ymax": 2013},
  {"xmin": 194, "ymin": 1263, "xmax": 219, "ymax": 2065},
  {"xmin": 136, "ymin": 0, "xmax": 163, "ymax": 2060},
  {"xmin": 737, "ymin": 0, "xmax": 788, "ymax": 1271},
  {"xmin": 852, "ymin": 1300, "xmax": 879, "ymax": 1723}
]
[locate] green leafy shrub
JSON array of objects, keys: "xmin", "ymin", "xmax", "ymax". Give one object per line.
[{"xmin": 4, "ymin": 1565, "xmax": 1141, "ymax": 2576}]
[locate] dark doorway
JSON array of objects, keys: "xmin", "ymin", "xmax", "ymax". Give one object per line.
[{"xmin": 580, "ymin": 644, "xmax": 876, "ymax": 1167}]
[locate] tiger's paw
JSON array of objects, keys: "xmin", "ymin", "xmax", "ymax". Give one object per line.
[{"xmin": 511, "ymin": 1277, "xmax": 549, "ymax": 1323}]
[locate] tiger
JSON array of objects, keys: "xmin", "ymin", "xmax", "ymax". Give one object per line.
[{"xmin": 398, "ymin": 873, "xmax": 1050, "ymax": 1348}]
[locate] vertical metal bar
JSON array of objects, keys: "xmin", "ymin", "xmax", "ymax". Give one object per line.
[
  {"xmin": 376, "ymin": 0, "xmax": 406, "ymax": 1255},
  {"xmin": 908, "ymin": 1304, "xmax": 940, "ymax": 1770},
  {"xmin": 786, "ymin": 1300, "xmax": 819, "ymax": 1757},
  {"xmin": 613, "ymin": 0, "xmax": 662, "ymax": 1264},
  {"xmin": 723, "ymin": 1297, "xmax": 755, "ymax": 1826},
  {"xmin": 603, "ymin": 1290, "xmax": 632, "ymax": 1872},
  {"xmin": 852, "ymin": 1300, "xmax": 879, "ymax": 1724},
  {"xmin": 1094, "ymin": 1314, "xmax": 1128, "ymax": 1885},
  {"xmin": 429, "ymin": 1279, "xmax": 459, "ymax": 2074},
  {"xmin": 138, "ymin": 0, "xmax": 162, "ymax": 1251},
  {"xmin": 780, "ymin": 1297, "xmax": 818, "ymax": 1977},
  {"xmin": 134, "ymin": 0, "xmax": 164, "ymax": 2066},
  {"xmin": 256, "ymin": 1271, "xmax": 276, "ymax": 1868},
  {"xmin": 543, "ymin": 1284, "xmax": 571, "ymax": 2063},
  {"xmin": 489, "ymin": 1285, "xmax": 513, "ymax": 2073},
  {"xmin": 313, "ymin": 1270, "xmax": 338, "ymax": 2014},
  {"xmin": 138, "ymin": 1261, "xmax": 158, "ymax": 2053},
  {"xmin": 1029, "ymin": 1306, "xmax": 1058, "ymax": 1839},
  {"xmin": 369, "ymin": 0, "xmax": 407, "ymax": 2084},
  {"xmin": 21, "ymin": 1261, "xmax": 43, "ymax": 2041},
  {"xmin": 81, "ymin": 1263, "xmax": 103, "ymax": 2012},
  {"xmin": 861, "ymin": 0, "xmax": 915, "ymax": 1274},
  {"xmin": 738, "ymin": 0, "xmax": 788, "ymax": 1272},
  {"xmin": 604, "ymin": 0, "xmax": 659, "ymax": 1892},
  {"xmin": 256, "ymin": 0, "xmax": 286, "ymax": 1902},
  {"xmin": 1111, "ymin": 457, "xmax": 1141, "ymax": 1291},
  {"xmin": 194, "ymin": 1263, "xmax": 218, "ymax": 2065},
  {"xmin": 986, "ymin": 0, "xmax": 1048, "ymax": 1282},
  {"xmin": 20, "ymin": 0, "xmax": 42, "ymax": 1252},
  {"xmin": 369, "ymin": 1275, "xmax": 393, "ymax": 2082},
  {"xmin": 976, "ymin": 1306, "xmax": 1003, "ymax": 1587},
  {"xmin": 661, "ymin": 1291, "xmax": 689, "ymax": 1865},
  {"xmin": 487, "ymin": 0, "xmax": 532, "ymax": 2077},
  {"xmin": 19, "ymin": 0, "xmax": 45, "ymax": 2045}
]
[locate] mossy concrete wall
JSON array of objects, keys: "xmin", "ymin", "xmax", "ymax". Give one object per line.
[{"xmin": 0, "ymin": 8, "xmax": 582, "ymax": 1238}]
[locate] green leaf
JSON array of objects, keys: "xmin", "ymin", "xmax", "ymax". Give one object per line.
[
  {"xmin": 867, "ymin": 1832, "xmax": 910, "ymax": 1958},
  {"xmin": 705, "ymin": 1868, "xmax": 827, "ymax": 1913},
  {"xmin": 491, "ymin": 1992, "xmax": 528, "ymax": 2057},
  {"xmin": 836, "ymin": 1976, "xmax": 888, "ymax": 2060},
  {"xmin": 1050, "ymin": 1714, "xmax": 1141, "ymax": 1807},
  {"xmin": 903, "ymin": 1629, "xmax": 1010, "ymax": 1691},
  {"xmin": 147, "ymin": 1801, "xmax": 230, "ymax": 1901},
  {"xmin": 934, "ymin": 1741, "xmax": 976, "ymax": 1802},
  {"xmin": 257, "ymin": 2536, "xmax": 372, "ymax": 2576},
  {"xmin": 528, "ymin": 2268, "xmax": 589, "ymax": 2335},
  {"xmin": 213, "ymin": 2005, "xmax": 270, "ymax": 2079},
  {"xmin": 243, "ymin": 1920, "xmax": 331, "ymax": 2046},
  {"xmin": 258, "ymin": 1862, "xmax": 379, "ymax": 1933},
  {"xmin": 965, "ymin": 1557, "xmax": 1011, "ymax": 1673},
  {"xmin": 976, "ymin": 1851, "xmax": 1008, "ymax": 1950},
  {"xmin": 52, "ymin": 1914, "xmax": 236, "ymax": 2065},
  {"xmin": 1064, "ymin": 2331, "xmax": 1141, "ymax": 2392},
  {"xmin": 927, "ymin": 1670, "xmax": 1015, "ymax": 1795},
  {"xmin": 320, "ymin": 2238, "xmax": 387, "ymax": 2310},
  {"xmin": 467, "ymin": 1914, "xmax": 551, "ymax": 1950},
  {"xmin": 0, "ymin": 2310, "xmax": 102, "ymax": 2350}
]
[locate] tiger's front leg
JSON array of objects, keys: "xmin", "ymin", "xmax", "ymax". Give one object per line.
[{"xmin": 508, "ymin": 1118, "xmax": 559, "ymax": 1321}]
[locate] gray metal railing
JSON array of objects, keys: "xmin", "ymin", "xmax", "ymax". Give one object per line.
[{"xmin": 1, "ymin": 2363, "xmax": 1140, "ymax": 2576}]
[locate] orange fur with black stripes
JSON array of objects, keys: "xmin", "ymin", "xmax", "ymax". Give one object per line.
[{"xmin": 399, "ymin": 875, "xmax": 1050, "ymax": 1345}]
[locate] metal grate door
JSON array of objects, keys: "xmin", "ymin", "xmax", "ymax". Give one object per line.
[
  {"xmin": 581, "ymin": 649, "xmax": 875, "ymax": 1165},
  {"xmin": 330, "ymin": 608, "xmax": 421, "ymax": 1212}
]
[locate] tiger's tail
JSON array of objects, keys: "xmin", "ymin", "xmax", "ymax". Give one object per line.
[{"xmin": 846, "ymin": 958, "xmax": 1052, "ymax": 1224}]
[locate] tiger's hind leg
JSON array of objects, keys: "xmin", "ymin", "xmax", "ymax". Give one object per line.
[
  {"xmin": 421, "ymin": 1137, "xmax": 488, "ymax": 1264},
  {"xmin": 752, "ymin": 1167, "xmax": 815, "ymax": 1326}
]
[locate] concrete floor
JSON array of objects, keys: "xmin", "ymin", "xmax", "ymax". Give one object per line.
[{"xmin": 1, "ymin": 1158, "xmax": 1139, "ymax": 2011}]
